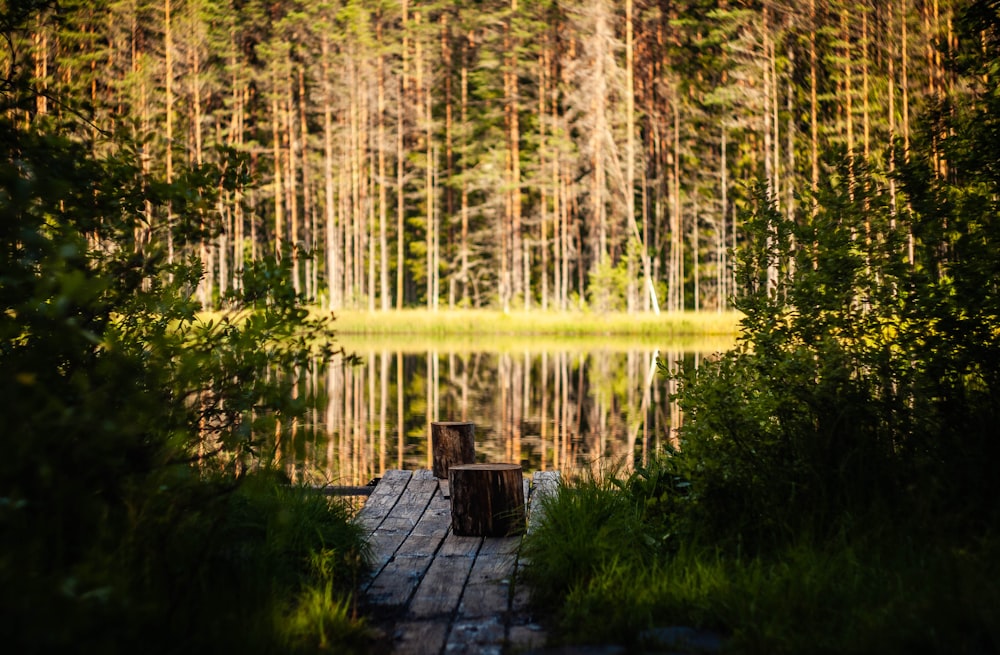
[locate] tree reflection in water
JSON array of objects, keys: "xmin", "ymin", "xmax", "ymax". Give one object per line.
[{"xmin": 272, "ymin": 340, "xmax": 727, "ymax": 486}]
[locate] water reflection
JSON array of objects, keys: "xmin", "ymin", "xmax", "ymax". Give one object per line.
[{"xmin": 277, "ymin": 337, "xmax": 731, "ymax": 486}]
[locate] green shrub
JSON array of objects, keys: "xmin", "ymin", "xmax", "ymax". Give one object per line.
[{"xmin": 0, "ymin": 12, "xmax": 370, "ymax": 650}]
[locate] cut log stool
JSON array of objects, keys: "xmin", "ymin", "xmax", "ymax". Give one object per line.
[
  {"xmin": 448, "ymin": 463, "xmax": 526, "ymax": 537},
  {"xmin": 431, "ymin": 421, "xmax": 476, "ymax": 479}
]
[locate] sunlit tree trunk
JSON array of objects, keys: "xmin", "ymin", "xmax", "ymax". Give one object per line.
[
  {"xmin": 378, "ymin": 20, "xmax": 390, "ymax": 311},
  {"xmin": 271, "ymin": 69, "xmax": 284, "ymax": 259},
  {"xmin": 460, "ymin": 30, "xmax": 471, "ymax": 307},
  {"xmin": 285, "ymin": 70, "xmax": 300, "ymax": 293},
  {"xmin": 165, "ymin": 0, "xmax": 175, "ymax": 265},
  {"xmin": 397, "ymin": 0, "xmax": 409, "ymax": 310},
  {"xmin": 810, "ymin": 0, "xmax": 819, "ymax": 202},
  {"xmin": 322, "ymin": 34, "xmax": 340, "ymax": 310},
  {"xmin": 299, "ymin": 68, "xmax": 314, "ymax": 301},
  {"xmin": 539, "ymin": 43, "xmax": 549, "ymax": 312}
]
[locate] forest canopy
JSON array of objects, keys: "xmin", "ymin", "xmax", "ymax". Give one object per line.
[{"xmin": 3, "ymin": 0, "xmax": 967, "ymax": 313}]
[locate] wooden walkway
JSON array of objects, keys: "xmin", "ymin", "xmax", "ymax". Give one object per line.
[{"xmin": 355, "ymin": 469, "xmax": 560, "ymax": 655}]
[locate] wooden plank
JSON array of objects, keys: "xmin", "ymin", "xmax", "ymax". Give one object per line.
[
  {"xmin": 409, "ymin": 490, "xmax": 451, "ymax": 537},
  {"xmin": 507, "ymin": 623, "xmax": 547, "ymax": 652},
  {"xmin": 445, "ymin": 616, "xmax": 505, "ymax": 655},
  {"xmin": 510, "ymin": 562, "xmax": 532, "ymax": 615},
  {"xmin": 527, "ymin": 470, "xmax": 560, "ymax": 534},
  {"xmin": 390, "ymin": 620, "xmax": 449, "ymax": 655},
  {"xmin": 391, "ymin": 481, "xmax": 451, "ymax": 562},
  {"xmin": 407, "ymin": 553, "xmax": 478, "ymax": 619},
  {"xmin": 308, "ymin": 484, "xmax": 374, "ymax": 496},
  {"xmin": 458, "ymin": 546, "xmax": 517, "ymax": 619},
  {"xmin": 364, "ymin": 554, "xmax": 434, "ymax": 608},
  {"xmin": 438, "ymin": 531, "xmax": 482, "ymax": 558},
  {"xmin": 392, "ymin": 534, "xmax": 444, "ymax": 558},
  {"xmin": 355, "ymin": 470, "xmax": 412, "ymax": 532},
  {"xmin": 365, "ymin": 470, "xmax": 439, "ymax": 585},
  {"xmin": 477, "ymin": 535, "xmax": 520, "ymax": 557},
  {"xmin": 385, "ymin": 470, "xmax": 438, "ymax": 526},
  {"xmin": 366, "ymin": 530, "xmax": 409, "ymax": 576}
]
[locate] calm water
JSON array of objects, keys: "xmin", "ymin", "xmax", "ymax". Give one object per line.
[{"xmin": 274, "ymin": 336, "xmax": 733, "ymax": 486}]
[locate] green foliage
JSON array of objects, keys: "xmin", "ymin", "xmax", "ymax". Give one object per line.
[
  {"xmin": 523, "ymin": 4, "xmax": 1000, "ymax": 651},
  {"xmin": 0, "ymin": 9, "xmax": 369, "ymax": 651},
  {"xmin": 586, "ymin": 255, "xmax": 629, "ymax": 314}
]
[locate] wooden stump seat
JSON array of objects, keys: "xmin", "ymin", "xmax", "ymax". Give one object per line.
[
  {"xmin": 431, "ymin": 421, "xmax": 476, "ymax": 479},
  {"xmin": 448, "ymin": 463, "xmax": 526, "ymax": 537}
]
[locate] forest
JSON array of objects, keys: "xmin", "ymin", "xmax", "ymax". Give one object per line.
[
  {"xmin": 9, "ymin": 0, "xmax": 959, "ymax": 313},
  {"xmin": 7, "ymin": 0, "xmax": 1000, "ymax": 652}
]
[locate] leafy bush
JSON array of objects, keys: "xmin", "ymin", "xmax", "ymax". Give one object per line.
[{"xmin": 0, "ymin": 8, "xmax": 370, "ymax": 651}]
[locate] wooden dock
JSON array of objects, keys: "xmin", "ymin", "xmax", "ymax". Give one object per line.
[{"xmin": 355, "ymin": 468, "xmax": 560, "ymax": 654}]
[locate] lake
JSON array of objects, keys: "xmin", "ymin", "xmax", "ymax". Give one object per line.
[{"xmin": 274, "ymin": 335, "xmax": 735, "ymax": 486}]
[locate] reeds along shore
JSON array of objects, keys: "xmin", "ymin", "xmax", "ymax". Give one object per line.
[{"xmin": 322, "ymin": 309, "xmax": 742, "ymax": 338}]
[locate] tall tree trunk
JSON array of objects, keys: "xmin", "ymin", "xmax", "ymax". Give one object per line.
[
  {"xmin": 888, "ymin": 0, "xmax": 898, "ymax": 215},
  {"xmin": 378, "ymin": 20, "xmax": 390, "ymax": 311},
  {"xmin": 396, "ymin": 73, "xmax": 406, "ymax": 309},
  {"xmin": 415, "ymin": 11, "xmax": 435, "ymax": 311},
  {"xmin": 843, "ymin": 6, "xmax": 855, "ymax": 188},
  {"xmin": 442, "ymin": 12, "xmax": 454, "ymax": 309},
  {"xmin": 272, "ymin": 70, "xmax": 284, "ymax": 259},
  {"xmin": 299, "ymin": 68, "xmax": 314, "ymax": 301},
  {"xmin": 626, "ymin": 0, "xmax": 637, "ymax": 314},
  {"xmin": 285, "ymin": 71, "xmax": 300, "ymax": 294},
  {"xmin": 539, "ymin": 44, "xmax": 549, "ymax": 312},
  {"xmin": 670, "ymin": 90, "xmax": 682, "ymax": 312},
  {"xmin": 460, "ymin": 31, "xmax": 471, "ymax": 307},
  {"xmin": 165, "ymin": 0, "xmax": 175, "ymax": 266},
  {"xmin": 397, "ymin": 0, "xmax": 409, "ymax": 309},
  {"xmin": 322, "ymin": 35, "xmax": 340, "ymax": 310},
  {"xmin": 810, "ymin": 0, "xmax": 819, "ymax": 203},
  {"xmin": 510, "ymin": 0, "xmax": 523, "ymax": 310},
  {"xmin": 720, "ymin": 127, "xmax": 728, "ymax": 311}
]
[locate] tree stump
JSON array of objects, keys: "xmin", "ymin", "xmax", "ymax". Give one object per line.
[
  {"xmin": 448, "ymin": 463, "xmax": 526, "ymax": 537},
  {"xmin": 432, "ymin": 421, "xmax": 476, "ymax": 479}
]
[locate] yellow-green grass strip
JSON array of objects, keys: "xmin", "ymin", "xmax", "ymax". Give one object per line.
[{"xmin": 323, "ymin": 309, "xmax": 742, "ymax": 338}]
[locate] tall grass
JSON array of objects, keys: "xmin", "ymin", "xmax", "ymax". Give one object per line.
[
  {"xmin": 325, "ymin": 308, "xmax": 741, "ymax": 338},
  {"xmin": 521, "ymin": 463, "xmax": 1000, "ymax": 654},
  {"xmin": 6, "ymin": 469, "xmax": 374, "ymax": 655}
]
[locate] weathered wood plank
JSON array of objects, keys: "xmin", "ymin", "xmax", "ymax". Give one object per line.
[
  {"xmin": 355, "ymin": 470, "xmax": 412, "ymax": 532},
  {"xmin": 409, "ymin": 490, "xmax": 451, "ymax": 537},
  {"xmin": 385, "ymin": 470, "xmax": 438, "ymax": 526},
  {"xmin": 407, "ymin": 553, "xmax": 478, "ymax": 619},
  {"xmin": 365, "ymin": 554, "xmax": 434, "ymax": 608},
  {"xmin": 366, "ymin": 470, "xmax": 442, "ymax": 583},
  {"xmin": 445, "ymin": 616, "xmax": 505, "ymax": 655},
  {"xmin": 437, "ymin": 531, "xmax": 482, "ymax": 558},
  {"xmin": 391, "ymin": 480, "xmax": 451, "ymax": 562},
  {"xmin": 390, "ymin": 620, "xmax": 450, "ymax": 655},
  {"xmin": 507, "ymin": 623, "xmax": 547, "ymax": 652},
  {"xmin": 527, "ymin": 470, "xmax": 560, "ymax": 534},
  {"xmin": 458, "ymin": 546, "xmax": 518, "ymax": 619}
]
